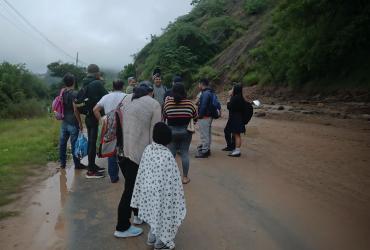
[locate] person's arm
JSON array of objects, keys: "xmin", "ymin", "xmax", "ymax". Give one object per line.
[
  {"xmin": 191, "ymin": 102, "xmax": 198, "ymax": 122},
  {"xmin": 73, "ymin": 102, "xmax": 83, "ymax": 131},
  {"xmin": 93, "ymin": 104, "xmax": 103, "ymax": 121},
  {"xmin": 150, "ymin": 102, "xmax": 162, "ymax": 143},
  {"xmin": 162, "ymin": 99, "xmax": 169, "ymax": 122}
]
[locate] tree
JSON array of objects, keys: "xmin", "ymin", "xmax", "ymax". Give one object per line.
[
  {"xmin": 47, "ymin": 62, "xmax": 86, "ymax": 86},
  {"xmin": 0, "ymin": 62, "xmax": 48, "ymax": 118},
  {"xmin": 118, "ymin": 64, "xmax": 136, "ymax": 83}
]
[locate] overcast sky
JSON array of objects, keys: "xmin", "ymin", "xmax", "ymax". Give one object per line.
[{"xmin": 0, "ymin": 0, "xmax": 193, "ymax": 73}]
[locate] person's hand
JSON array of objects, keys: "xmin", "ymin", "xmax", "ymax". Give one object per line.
[{"xmin": 228, "ymin": 89, "xmax": 233, "ymax": 97}]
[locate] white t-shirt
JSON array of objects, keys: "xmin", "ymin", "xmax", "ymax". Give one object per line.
[{"xmin": 97, "ymin": 91, "xmax": 126, "ymax": 114}]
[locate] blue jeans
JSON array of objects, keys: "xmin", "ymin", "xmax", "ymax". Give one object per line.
[
  {"xmin": 108, "ymin": 155, "xmax": 119, "ymax": 182},
  {"xmin": 168, "ymin": 126, "xmax": 192, "ymax": 177},
  {"xmin": 59, "ymin": 122, "xmax": 80, "ymax": 167}
]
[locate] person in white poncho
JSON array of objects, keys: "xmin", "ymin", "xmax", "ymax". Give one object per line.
[{"xmin": 131, "ymin": 122, "xmax": 186, "ymax": 250}]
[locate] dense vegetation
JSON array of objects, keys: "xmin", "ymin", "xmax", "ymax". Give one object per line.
[
  {"xmin": 128, "ymin": 0, "xmax": 370, "ymax": 91},
  {"xmin": 0, "ymin": 62, "xmax": 49, "ymax": 118},
  {"xmin": 251, "ymin": 0, "xmax": 370, "ymax": 89}
]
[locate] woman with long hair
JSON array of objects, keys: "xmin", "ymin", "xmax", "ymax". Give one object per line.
[
  {"xmin": 224, "ymin": 84, "xmax": 247, "ymax": 157},
  {"xmin": 163, "ymin": 83, "xmax": 198, "ymax": 184}
]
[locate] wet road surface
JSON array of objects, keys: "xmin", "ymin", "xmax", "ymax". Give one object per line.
[{"xmin": 1, "ymin": 117, "xmax": 370, "ymax": 250}]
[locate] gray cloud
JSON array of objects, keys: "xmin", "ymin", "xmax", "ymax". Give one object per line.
[{"xmin": 0, "ymin": 0, "xmax": 193, "ymax": 73}]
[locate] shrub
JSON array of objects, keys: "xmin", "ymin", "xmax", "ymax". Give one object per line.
[
  {"xmin": 244, "ymin": 0, "xmax": 268, "ymax": 15},
  {"xmin": 243, "ymin": 72, "xmax": 259, "ymax": 86},
  {"xmin": 195, "ymin": 66, "xmax": 218, "ymax": 81},
  {"xmin": 4, "ymin": 99, "xmax": 46, "ymax": 119}
]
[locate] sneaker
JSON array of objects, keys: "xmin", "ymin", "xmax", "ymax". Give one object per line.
[
  {"xmin": 95, "ymin": 165, "xmax": 105, "ymax": 173},
  {"xmin": 75, "ymin": 163, "xmax": 87, "ymax": 170},
  {"xmin": 111, "ymin": 177, "xmax": 119, "ymax": 183},
  {"xmin": 85, "ymin": 171, "xmax": 105, "ymax": 179},
  {"xmin": 222, "ymin": 147, "xmax": 234, "ymax": 151},
  {"xmin": 195, "ymin": 152, "xmax": 208, "ymax": 158},
  {"xmin": 114, "ymin": 225, "xmax": 143, "ymax": 238},
  {"xmin": 154, "ymin": 241, "xmax": 175, "ymax": 250},
  {"xmin": 133, "ymin": 216, "xmax": 143, "ymax": 225},
  {"xmin": 147, "ymin": 231, "xmax": 156, "ymax": 246},
  {"xmin": 228, "ymin": 151, "xmax": 241, "ymax": 157}
]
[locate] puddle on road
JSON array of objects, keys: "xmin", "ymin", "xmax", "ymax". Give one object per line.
[{"xmin": 0, "ymin": 162, "xmax": 80, "ymax": 250}]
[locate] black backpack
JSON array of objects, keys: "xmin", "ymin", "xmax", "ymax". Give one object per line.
[
  {"xmin": 243, "ymin": 101, "xmax": 254, "ymax": 125},
  {"xmin": 209, "ymin": 92, "xmax": 222, "ymax": 119}
]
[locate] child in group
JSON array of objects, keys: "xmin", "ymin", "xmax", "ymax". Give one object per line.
[{"xmin": 131, "ymin": 122, "xmax": 186, "ymax": 250}]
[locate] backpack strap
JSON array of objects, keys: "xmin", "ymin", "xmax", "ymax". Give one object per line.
[
  {"xmin": 59, "ymin": 88, "xmax": 66, "ymax": 96},
  {"xmin": 117, "ymin": 94, "xmax": 128, "ymax": 110}
]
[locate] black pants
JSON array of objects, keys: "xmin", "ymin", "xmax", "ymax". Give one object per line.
[
  {"xmin": 86, "ymin": 124, "xmax": 98, "ymax": 171},
  {"xmin": 224, "ymin": 126, "xmax": 235, "ymax": 149},
  {"xmin": 116, "ymin": 157, "xmax": 139, "ymax": 231}
]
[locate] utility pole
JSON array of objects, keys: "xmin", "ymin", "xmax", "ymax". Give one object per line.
[{"xmin": 76, "ymin": 52, "xmax": 79, "ymax": 67}]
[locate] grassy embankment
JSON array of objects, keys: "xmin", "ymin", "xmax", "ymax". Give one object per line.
[{"xmin": 0, "ymin": 117, "xmax": 59, "ymax": 219}]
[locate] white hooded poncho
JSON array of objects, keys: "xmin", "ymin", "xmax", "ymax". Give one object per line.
[{"xmin": 131, "ymin": 142, "xmax": 186, "ymax": 246}]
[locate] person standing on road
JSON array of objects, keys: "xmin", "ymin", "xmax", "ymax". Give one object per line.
[
  {"xmin": 114, "ymin": 84, "xmax": 162, "ymax": 238},
  {"xmin": 163, "ymin": 75, "xmax": 183, "ymax": 101},
  {"xmin": 82, "ymin": 64, "xmax": 108, "ymax": 179},
  {"xmin": 59, "ymin": 73, "xmax": 86, "ymax": 170},
  {"xmin": 196, "ymin": 78, "xmax": 214, "ymax": 158},
  {"xmin": 224, "ymin": 84, "xmax": 247, "ymax": 157},
  {"xmin": 152, "ymin": 73, "xmax": 167, "ymax": 107},
  {"xmin": 125, "ymin": 76, "xmax": 137, "ymax": 94},
  {"xmin": 93, "ymin": 80, "xmax": 126, "ymax": 183},
  {"xmin": 131, "ymin": 122, "xmax": 186, "ymax": 250},
  {"xmin": 163, "ymin": 83, "xmax": 198, "ymax": 184}
]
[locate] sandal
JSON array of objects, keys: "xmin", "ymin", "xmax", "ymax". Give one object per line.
[{"xmin": 182, "ymin": 177, "xmax": 191, "ymax": 184}]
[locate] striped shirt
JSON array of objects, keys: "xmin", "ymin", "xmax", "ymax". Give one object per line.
[{"xmin": 163, "ymin": 97, "xmax": 198, "ymax": 126}]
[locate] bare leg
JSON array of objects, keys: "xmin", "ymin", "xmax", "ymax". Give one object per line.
[{"xmin": 234, "ymin": 133, "xmax": 241, "ymax": 148}]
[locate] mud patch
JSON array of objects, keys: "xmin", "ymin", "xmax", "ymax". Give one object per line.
[{"xmin": 0, "ymin": 162, "xmax": 77, "ymax": 250}]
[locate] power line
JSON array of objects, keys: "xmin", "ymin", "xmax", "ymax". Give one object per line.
[
  {"xmin": 0, "ymin": 4, "xmax": 48, "ymax": 44},
  {"xmin": 2, "ymin": 0, "xmax": 86, "ymax": 65}
]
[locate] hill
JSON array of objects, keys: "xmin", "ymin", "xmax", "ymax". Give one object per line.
[{"xmin": 129, "ymin": 0, "xmax": 370, "ymax": 95}]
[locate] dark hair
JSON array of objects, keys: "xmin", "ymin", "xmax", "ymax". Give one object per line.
[
  {"xmin": 113, "ymin": 80, "xmax": 124, "ymax": 90},
  {"xmin": 87, "ymin": 64, "xmax": 100, "ymax": 74},
  {"xmin": 233, "ymin": 83, "xmax": 243, "ymax": 97},
  {"xmin": 63, "ymin": 73, "xmax": 75, "ymax": 87},
  {"xmin": 172, "ymin": 83, "xmax": 187, "ymax": 104},
  {"xmin": 153, "ymin": 67, "xmax": 161, "ymax": 77},
  {"xmin": 153, "ymin": 122, "xmax": 172, "ymax": 146},
  {"xmin": 132, "ymin": 82, "xmax": 154, "ymax": 100},
  {"xmin": 173, "ymin": 75, "xmax": 182, "ymax": 83},
  {"xmin": 199, "ymin": 78, "xmax": 209, "ymax": 86}
]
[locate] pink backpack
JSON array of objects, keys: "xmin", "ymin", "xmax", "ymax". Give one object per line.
[{"xmin": 52, "ymin": 88, "xmax": 65, "ymax": 120}]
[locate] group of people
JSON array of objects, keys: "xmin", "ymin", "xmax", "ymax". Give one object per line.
[{"xmin": 58, "ymin": 64, "xmax": 250, "ymax": 249}]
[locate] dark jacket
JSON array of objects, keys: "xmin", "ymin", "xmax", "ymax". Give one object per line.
[
  {"xmin": 198, "ymin": 88, "xmax": 213, "ymax": 118},
  {"xmin": 226, "ymin": 95, "xmax": 246, "ymax": 134},
  {"xmin": 82, "ymin": 75, "xmax": 108, "ymax": 126}
]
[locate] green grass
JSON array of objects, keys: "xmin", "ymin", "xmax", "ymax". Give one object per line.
[
  {"xmin": 0, "ymin": 211, "xmax": 19, "ymax": 220},
  {"xmin": 0, "ymin": 117, "xmax": 59, "ymax": 209}
]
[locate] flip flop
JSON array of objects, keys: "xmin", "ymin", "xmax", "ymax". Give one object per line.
[{"xmin": 182, "ymin": 178, "xmax": 191, "ymax": 184}]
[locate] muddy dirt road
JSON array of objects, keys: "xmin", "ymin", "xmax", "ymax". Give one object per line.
[{"xmin": 1, "ymin": 117, "xmax": 370, "ymax": 250}]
